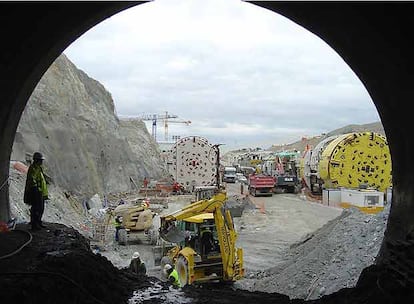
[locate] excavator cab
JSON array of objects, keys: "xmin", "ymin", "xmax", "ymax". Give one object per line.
[{"xmin": 176, "ymin": 215, "xmax": 220, "ymax": 260}]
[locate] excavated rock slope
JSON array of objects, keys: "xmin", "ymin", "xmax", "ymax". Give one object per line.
[{"xmin": 12, "ymin": 54, "xmax": 166, "ymax": 197}]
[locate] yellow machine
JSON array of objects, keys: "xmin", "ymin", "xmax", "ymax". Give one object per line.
[
  {"xmin": 159, "ymin": 191, "xmax": 244, "ymax": 286},
  {"xmin": 112, "ymin": 202, "xmax": 157, "ymax": 245},
  {"xmin": 319, "ymin": 132, "xmax": 392, "ymax": 192},
  {"xmin": 301, "ymin": 132, "xmax": 392, "ymax": 194}
]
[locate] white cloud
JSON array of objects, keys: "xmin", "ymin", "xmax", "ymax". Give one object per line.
[{"xmin": 64, "ymin": 0, "xmax": 380, "ymax": 152}]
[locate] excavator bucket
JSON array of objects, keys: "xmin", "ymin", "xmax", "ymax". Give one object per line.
[{"xmin": 159, "ymin": 225, "xmax": 186, "ymax": 243}]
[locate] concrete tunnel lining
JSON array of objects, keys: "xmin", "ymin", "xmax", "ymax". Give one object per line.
[{"xmin": 0, "ymin": 0, "xmax": 413, "ymax": 281}]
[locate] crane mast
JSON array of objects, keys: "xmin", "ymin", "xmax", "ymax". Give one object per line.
[
  {"xmin": 165, "ymin": 119, "xmax": 191, "ymax": 141},
  {"xmin": 138, "ymin": 111, "xmax": 190, "ymax": 141}
]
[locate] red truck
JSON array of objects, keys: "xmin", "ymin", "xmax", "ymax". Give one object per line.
[{"xmin": 248, "ymin": 174, "xmax": 276, "ymax": 197}]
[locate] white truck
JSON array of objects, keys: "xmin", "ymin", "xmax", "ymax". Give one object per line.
[{"xmin": 223, "ymin": 166, "xmax": 237, "ymax": 183}]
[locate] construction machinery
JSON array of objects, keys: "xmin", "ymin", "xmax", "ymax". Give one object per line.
[
  {"xmin": 138, "ymin": 111, "xmax": 178, "ymax": 141},
  {"xmin": 248, "ymin": 173, "xmax": 276, "ymax": 196},
  {"xmin": 158, "ymin": 190, "xmax": 244, "ymax": 286},
  {"xmin": 262, "ymin": 151, "xmax": 300, "ymax": 193},
  {"xmin": 138, "ymin": 111, "xmax": 191, "ymax": 142},
  {"xmin": 300, "ymin": 132, "xmax": 392, "ymax": 194},
  {"xmin": 156, "ymin": 143, "xmax": 244, "ymax": 286},
  {"xmin": 166, "ymin": 136, "xmax": 218, "ymax": 193},
  {"xmin": 111, "ymin": 202, "xmax": 158, "ymax": 245},
  {"xmin": 222, "ymin": 166, "xmax": 237, "ymax": 183},
  {"xmin": 165, "ymin": 119, "xmax": 191, "ymax": 142}
]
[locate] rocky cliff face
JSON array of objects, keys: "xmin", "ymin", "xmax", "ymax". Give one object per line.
[{"xmin": 12, "ymin": 54, "xmax": 166, "ymax": 196}]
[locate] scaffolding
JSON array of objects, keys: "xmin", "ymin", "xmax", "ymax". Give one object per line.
[{"xmin": 88, "ymin": 211, "xmax": 112, "ymax": 248}]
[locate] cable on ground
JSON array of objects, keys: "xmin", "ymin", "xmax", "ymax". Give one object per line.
[{"xmin": 0, "ymin": 229, "xmax": 33, "ymax": 260}]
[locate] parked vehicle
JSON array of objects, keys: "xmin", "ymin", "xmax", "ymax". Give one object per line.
[
  {"xmin": 261, "ymin": 151, "xmax": 300, "ymax": 194},
  {"xmin": 274, "ymin": 175, "xmax": 299, "ymax": 193},
  {"xmin": 223, "ymin": 166, "xmax": 237, "ymax": 183},
  {"xmin": 239, "ymin": 166, "xmax": 256, "ymax": 177},
  {"xmin": 248, "ymin": 174, "xmax": 276, "ymax": 197},
  {"xmin": 236, "ymin": 173, "xmax": 248, "ymax": 184}
]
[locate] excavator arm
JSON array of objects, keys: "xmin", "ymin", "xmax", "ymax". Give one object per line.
[
  {"xmin": 213, "ymin": 201, "xmax": 244, "ymax": 280},
  {"xmin": 159, "ymin": 191, "xmax": 227, "ymax": 242},
  {"xmin": 161, "ymin": 191, "xmax": 227, "ymax": 222}
]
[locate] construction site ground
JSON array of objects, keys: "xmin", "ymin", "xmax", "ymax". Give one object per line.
[
  {"xmin": 95, "ymin": 184, "xmax": 341, "ymax": 279},
  {"xmin": 2, "ymin": 182, "xmax": 412, "ymax": 303}
]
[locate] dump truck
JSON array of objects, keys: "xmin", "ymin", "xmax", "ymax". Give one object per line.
[
  {"xmin": 248, "ymin": 174, "xmax": 276, "ymax": 197},
  {"xmin": 261, "ymin": 151, "xmax": 300, "ymax": 194},
  {"xmin": 158, "ymin": 190, "xmax": 244, "ymax": 287}
]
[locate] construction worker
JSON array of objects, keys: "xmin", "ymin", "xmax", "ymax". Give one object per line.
[
  {"xmin": 164, "ymin": 264, "xmax": 181, "ymax": 288},
  {"xmin": 129, "ymin": 251, "xmax": 146, "ymax": 275},
  {"xmin": 113, "ymin": 215, "xmax": 123, "ymax": 242},
  {"xmin": 24, "ymin": 152, "xmax": 49, "ymax": 231},
  {"xmin": 200, "ymin": 225, "xmax": 214, "ymax": 256},
  {"xmin": 172, "ymin": 181, "xmax": 182, "ymax": 194}
]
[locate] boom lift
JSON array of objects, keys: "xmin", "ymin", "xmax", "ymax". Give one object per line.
[
  {"xmin": 158, "ymin": 144, "xmax": 244, "ymax": 286},
  {"xmin": 111, "ymin": 202, "xmax": 157, "ymax": 245}
]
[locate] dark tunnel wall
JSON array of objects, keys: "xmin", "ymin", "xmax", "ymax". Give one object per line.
[
  {"xmin": 0, "ymin": 1, "xmax": 144, "ymax": 223},
  {"xmin": 1, "ymin": 1, "xmax": 413, "ymax": 268}
]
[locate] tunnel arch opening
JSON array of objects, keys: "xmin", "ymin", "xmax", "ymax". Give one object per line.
[{"xmin": 2, "ymin": 1, "xmax": 412, "ymax": 302}]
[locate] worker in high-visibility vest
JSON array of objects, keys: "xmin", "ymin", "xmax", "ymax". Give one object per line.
[
  {"xmin": 24, "ymin": 152, "xmax": 49, "ymax": 231},
  {"xmin": 113, "ymin": 215, "xmax": 123, "ymax": 241},
  {"xmin": 164, "ymin": 264, "xmax": 181, "ymax": 288}
]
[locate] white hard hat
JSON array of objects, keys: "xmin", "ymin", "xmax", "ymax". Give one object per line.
[
  {"xmin": 164, "ymin": 264, "xmax": 172, "ymax": 271},
  {"xmin": 132, "ymin": 252, "xmax": 140, "ymax": 259}
]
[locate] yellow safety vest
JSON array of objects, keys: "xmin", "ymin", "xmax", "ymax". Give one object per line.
[
  {"xmin": 26, "ymin": 163, "xmax": 48, "ymax": 198},
  {"xmin": 113, "ymin": 217, "xmax": 122, "ymax": 228},
  {"xmin": 169, "ymin": 269, "xmax": 181, "ymax": 287}
]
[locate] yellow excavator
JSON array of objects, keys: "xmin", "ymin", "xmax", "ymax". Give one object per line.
[{"xmin": 158, "ymin": 190, "xmax": 244, "ymax": 286}]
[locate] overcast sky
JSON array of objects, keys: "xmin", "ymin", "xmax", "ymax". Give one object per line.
[{"xmin": 64, "ymin": 0, "xmax": 380, "ymax": 153}]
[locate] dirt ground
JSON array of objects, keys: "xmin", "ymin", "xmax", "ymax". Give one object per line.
[
  {"xmin": 233, "ymin": 189, "xmax": 342, "ymax": 273},
  {"xmin": 98, "ymin": 184, "xmax": 341, "ymax": 281},
  {"xmin": 1, "ymin": 184, "xmax": 413, "ymax": 303}
]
